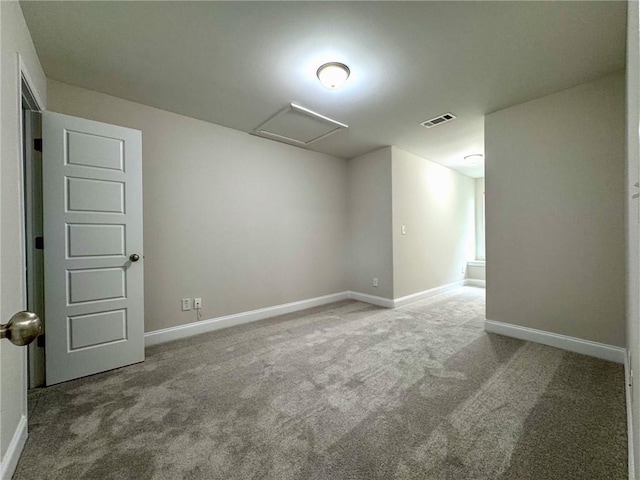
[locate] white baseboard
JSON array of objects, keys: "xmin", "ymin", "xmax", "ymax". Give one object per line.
[
  {"xmin": 349, "ymin": 280, "xmax": 477, "ymax": 309},
  {"xmin": 467, "ymin": 260, "xmax": 486, "ymax": 267},
  {"xmin": 626, "ymin": 352, "xmax": 637, "ymax": 480},
  {"xmin": 348, "ymin": 291, "xmax": 394, "ymax": 308},
  {"xmin": 145, "ymin": 292, "xmax": 349, "ymax": 347},
  {"xmin": 392, "ymin": 280, "xmax": 466, "ymax": 308},
  {"xmin": 485, "ymin": 319, "xmax": 625, "ymax": 364},
  {"xmin": 463, "ymin": 279, "xmax": 486, "ymax": 287},
  {"xmin": 0, "ymin": 415, "xmax": 27, "ymax": 480},
  {"xmin": 145, "ymin": 282, "xmax": 479, "ymax": 348}
]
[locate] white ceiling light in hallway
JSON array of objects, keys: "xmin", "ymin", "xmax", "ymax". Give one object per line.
[
  {"xmin": 464, "ymin": 154, "xmax": 484, "ymax": 165},
  {"xmin": 317, "ymin": 62, "xmax": 350, "ymax": 89}
]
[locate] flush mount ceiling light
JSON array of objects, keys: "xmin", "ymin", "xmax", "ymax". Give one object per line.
[
  {"xmin": 464, "ymin": 154, "xmax": 484, "ymax": 165},
  {"xmin": 317, "ymin": 62, "xmax": 350, "ymax": 89}
]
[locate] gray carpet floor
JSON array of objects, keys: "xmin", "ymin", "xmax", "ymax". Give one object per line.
[{"xmin": 15, "ymin": 287, "xmax": 627, "ymax": 479}]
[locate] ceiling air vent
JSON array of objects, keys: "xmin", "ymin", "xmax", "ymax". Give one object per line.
[{"xmin": 420, "ymin": 113, "xmax": 456, "ymax": 128}]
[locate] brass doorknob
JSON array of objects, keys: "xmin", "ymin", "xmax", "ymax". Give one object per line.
[
  {"xmin": 129, "ymin": 253, "xmax": 140, "ymax": 262},
  {"xmin": 1, "ymin": 311, "xmax": 42, "ymax": 346}
]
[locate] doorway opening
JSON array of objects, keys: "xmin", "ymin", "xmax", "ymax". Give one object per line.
[{"xmin": 21, "ymin": 78, "xmax": 45, "ymax": 388}]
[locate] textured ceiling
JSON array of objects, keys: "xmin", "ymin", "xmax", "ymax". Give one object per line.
[{"xmin": 21, "ymin": 1, "xmax": 626, "ymax": 178}]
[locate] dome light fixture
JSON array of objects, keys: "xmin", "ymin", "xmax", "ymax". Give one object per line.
[
  {"xmin": 316, "ymin": 62, "xmax": 350, "ymax": 89},
  {"xmin": 464, "ymin": 154, "xmax": 484, "ymax": 165}
]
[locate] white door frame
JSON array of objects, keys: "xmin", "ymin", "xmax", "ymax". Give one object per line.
[
  {"xmin": 23, "ymin": 110, "xmax": 43, "ymax": 389},
  {"xmin": 0, "ymin": 53, "xmax": 44, "ymax": 480},
  {"xmin": 18, "ymin": 54, "xmax": 43, "ymax": 395}
]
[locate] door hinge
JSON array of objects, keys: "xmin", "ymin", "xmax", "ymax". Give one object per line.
[
  {"xmin": 33, "ymin": 138, "xmax": 42, "ymax": 152},
  {"xmin": 37, "ymin": 334, "xmax": 45, "ymax": 348},
  {"xmin": 35, "ymin": 236, "xmax": 44, "ymax": 250}
]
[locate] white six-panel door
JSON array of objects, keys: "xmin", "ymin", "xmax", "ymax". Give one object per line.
[{"xmin": 43, "ymin": 112, "xmax": 144, "ymax": 385}]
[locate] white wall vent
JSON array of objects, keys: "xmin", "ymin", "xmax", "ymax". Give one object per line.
[
  {"xmin": 253, "ymin": 103, "xmax": 348, "ymax": 147},
  {"xmin": 420, "ymin": 113, "xmax": 456, "ymax": 128}
]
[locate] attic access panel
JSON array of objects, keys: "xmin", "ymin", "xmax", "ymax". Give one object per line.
[{"xmin": 253, "ymin": 103, "xmax": 348, "ymax": 147}]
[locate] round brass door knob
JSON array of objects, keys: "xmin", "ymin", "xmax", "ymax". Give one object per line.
[
  {"xmin": 129, "ymin": 253, "xmax": 140, "ymax": 262},
  {"xmin": 0, "ymin": 311, "xmax": 42, "ymax": 346}
]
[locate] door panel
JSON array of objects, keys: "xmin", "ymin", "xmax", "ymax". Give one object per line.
[
  {"xmin": 68, "ymin": 310, "xmax": 127, "ymax": 350},
  {"xmin": 66, "ymin": 177, "xmax": 125, "ymax": 213},
  {"xmin": 43, "ymin": 111, "xmax": 143, "ymax": 385},
  {"xmin": 66, "ymin": 130, "xmax": 124, "ymax": 171},
  {"xmin": 67, "ymin": 224, "xmax": 125, "ymax": 257},
  {"xmin": 67, "ymin": 267, "xmax": 126, "ymax": 304}
]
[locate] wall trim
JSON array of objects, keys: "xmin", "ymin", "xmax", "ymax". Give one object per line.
[
  {"xmin": 485, "ymin": 319, "xmax": 625, "ymax": 364},
  {"xmin": 145, "ymin": 292, "xmax": 349, "ymax": 347},
  {"xmin": 348, "ymin": 291, "xmax": 395, "ymax": 308},
  {"xmin": 0, "ymin": 415, "xmax": 27, "ymax": 480},
  {"xmin": 392, "ymin": 280, "xmax": 465, "ymax": 308},
  {"xmin": 463, "ymin": 279, "xmax": 486, "ymax": 288},
  {"xmin": 18, "ymin": 53, "xmax": 45, "ymax": 112},
  {"xmin": 626, "ymin": 352, "xmax": 636, "ymax": 480}
]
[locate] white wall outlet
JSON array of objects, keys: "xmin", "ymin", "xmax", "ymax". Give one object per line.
[
  {"xmin": 194, "ymin": 298, "xmax": 202, "ymax": 309},
  {"xmin": 181, "ymin": 298, "xmax": 191, "ymax": 311},
  {"xmin": 373, "ymin": 277, "xmax": 379, "ymax": 287},
  {"xmin": 401, "ymin": 225, "xmax": 407, "ymax": 235}
]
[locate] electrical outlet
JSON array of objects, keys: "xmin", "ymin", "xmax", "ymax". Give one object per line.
[
  {"xmin": 181, "ymin": 298, "xmax": 191, "ymax": 311},
  {"xmin": 401, "ymin": 225, "xmax": 407, "ymax": 235},
  {"xmin": 194, "ymin": 298, "xmax": 202, "ymax": 309},
  {"xmin": 373, "ymin": 277, "xmax": 379, "ymax": 287}
]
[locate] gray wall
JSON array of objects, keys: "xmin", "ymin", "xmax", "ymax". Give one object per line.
[
  {"xmin": 48, "ymin": 80, "xmax": 478, "ymax": 330},
  {"xmin": 0, "ymin": 1, "xmax": 47, "ymax": 461},
  {"xmin": 626, "ymin": 0, "xmax": 640, "ymax": 470},
  {"xmin": 391, "ymin": 147, "xmax": 474, "ymax": 298},
  {"xmin": 347, "ymin": 147, "xmax": 394, "ymax": 299},
  {"xmin": 486, "ymin": 73, "xmax": 626, "ymax": 347},
  {"xmin": 48, "ymin": 80, "xmax": 349, "ymax": 333},
  {"xmin": 346, "ymin": 146, "xmax": 475, "ymax": 300}
]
